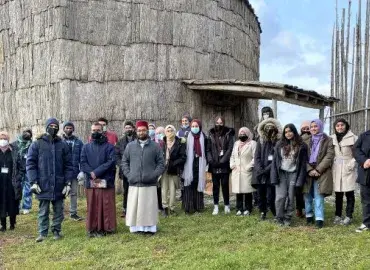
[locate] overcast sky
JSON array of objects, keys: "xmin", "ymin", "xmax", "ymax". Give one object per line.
[{"xmin": 249, "ymin": 0, "xmax": 361, "ymax": 130}]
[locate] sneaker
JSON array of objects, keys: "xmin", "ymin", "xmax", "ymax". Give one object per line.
[
  {"xmin": 243, "ymin": 210, "xmax": 251, "ymax": 216},
  {"xmin": 212, "ymin": 205, "xmax": 219, "ymax": 216},
  {"xmin": 70, "ymin": 214, "xmax": 84, "ymax": 221},
  {"xmin": 306, "ymin": 217, "xmax": 314, "ymax": 225},
  {"xmin": 22, "ymin": 209, "xmax": 30, "ymax": 215},
  {"xmin": 53, "ymin": 231, "xmax": 63, "ymax": 240},
  {"xmin": 87, "ymin": 232, "xmax": 97, "ymax": 238},
  {"xmin": 236, "ymin": 210, "xmax": 242, "ymax": 216},
  {"xmin": 284, "ymin": 220, "xmax": 291, "ymax": 227},
  {"xmin": 36, "ymin": 235, "xmax": 46, "ymax": 243},
  {"xmin": 355, "ymin": 224, "xmax": 369, "ymax": 233},
  {"xmin": 224, "ymin": 205, "xmax": 231, "ymax": 214},
  {"xmin": 333, "ymin": 216, "xmax": 342, "ymax": 225},
  {"xmin": 276, "ymin": 218, "xmax": 284, "ymax": 226},
  {"xmin": 260, "ymin": 212, "xmax": 266, "ymax": 221},
  {"xmin": 341, "ymin": 217, "xmax": 352, "ymax": 226},
  {"xmin": 316, "ymin": 220, "xmax": 324, "ymax": 229}
]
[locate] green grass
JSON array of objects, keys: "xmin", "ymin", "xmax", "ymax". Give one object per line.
[{"xmin": 1, "ymin": 195, "xmax": 370, "ymax": 269}]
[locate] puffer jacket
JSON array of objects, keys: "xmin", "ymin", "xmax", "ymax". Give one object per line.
[
  {"xmin": 62, "ymin": 134, "xmax": 83, "ymax": 179},
  {"xmin": 26, "ymin": 134, "xmax": 74, "ymax": 201}
]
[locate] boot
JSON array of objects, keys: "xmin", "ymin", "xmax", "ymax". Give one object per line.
[
  {"xmin": 0, "ymin": 218, "xmax": 6, "ymax": 232},
  {"xmin": 10, "ymin": 216, "xmax": 16, "ymax": 230}
]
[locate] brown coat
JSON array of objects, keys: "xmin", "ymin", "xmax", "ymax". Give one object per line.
[
  {"xmin": 330, "ymin": 131, "xmax": 358, "ymax": 192},
  {"xmin": 304, "ymin": 134, "xmax": 335, "ymax": 196}
]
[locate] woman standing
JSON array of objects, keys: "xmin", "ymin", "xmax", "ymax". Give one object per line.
[
  {"xmin": 230, "ymin": 127, "xmax": 256, "ymax": 216},
  {"xmin": 0, "ymin": 131, "xmax": 23, "ymax": 231},
  {"xmin": 161, "ymin": 125, "xmax": 186, "ymax": 216},
  {"xmin": 271, "ymin": 124, "xmax": 308, "ymax": 226},
  {"xmin": 330, "ymin": 118, "xmax": 357, "ymax": 225},
  {"xmin": 182, "ymin": 119, "xmax": 207, "ymax": 214},
  {"xmin": 303, "ymin": 119, "xmax": 334, "ymax": 228}
]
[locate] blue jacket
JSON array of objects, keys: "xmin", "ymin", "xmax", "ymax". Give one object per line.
[
  {"xmin": 62, "ymin": 135, "xmax": 83, "ymax": 179},
  {"xmin": 80, "ymin": 140, "xmax": 116, "ymax": 189},
  {"xmin": 26, "ymin": 134, "xmax": 74, "ymax": 201}
]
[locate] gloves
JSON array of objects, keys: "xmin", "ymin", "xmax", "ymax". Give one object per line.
[
  {"xmin": 77, "ymin": 172, "xmax": 86, "ymax": 186},
  {"xmin": 62, "ymin": 185, "xmax": 71, "ymax": 197},
  {"xmin": 30, "ymin": 183, "xmax": 41, "ymax": 194}
]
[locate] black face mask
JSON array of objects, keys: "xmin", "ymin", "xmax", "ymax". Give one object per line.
[
  {"xmin": 22, "ymin": 133, "xmax": 32, "ymax": 141},
  {"xmin": 239, "ymin": 135, "xmax": 248, "ymax": 142},
  {"xmin": 126, "ymin": 130, "xmax": 134, "ymax": 136},
  {"xmin": 215, "ymin": 125, "xmax": 223, "ymax": 131},
  {"xmin": 91, "ymin": 132, "xmax": 103, "ymax": 140},
  {"xmin": 47, "ymin": 127, "xmax": 59, "ymax": 138}
]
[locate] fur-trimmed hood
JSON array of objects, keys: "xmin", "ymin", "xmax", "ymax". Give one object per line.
[
  {"xmin": 257, "ymin": 118, "xmax": 282, "ymax": 143},
  {"xmin": 36, "ymin": 133, "xmax": 62, "ymax": 142}
]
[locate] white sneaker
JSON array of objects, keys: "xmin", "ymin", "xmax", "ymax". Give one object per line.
[
  {"xmin": 22, "ymin": 209, "xmax": 30, "ymax": 215},
  {"xmin": 236, "ymin": 210, "xmax": 242, "ymax": 216},
  {"xmin": 212, "ymin": 206, "xmax": 219, "ymax": 215},
  {"xmin": 243, "ymin": 210, "xmax": 250, "ymax": 216},
  {"xmin": 356, "ymin": 224, "xmax": 368, "ymax": 233},
  {"xmin": 333, "ymin": 216, "xmax": 342, "ymax": 225},
  {"xmin": 341, "ymin": 217, "xmax": 352, "ymax": 226},
  {"xmin": 224, "ymin": 205, "xmax": 230, "ymax": 214}
]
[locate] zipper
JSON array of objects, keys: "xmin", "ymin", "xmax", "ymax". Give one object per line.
[{"xmin": 140, "ymin": 145, "xmax": 144, "ymax": 184}]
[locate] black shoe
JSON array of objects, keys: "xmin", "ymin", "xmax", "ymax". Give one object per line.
[
  {"xmin": 306, "ymin": 217, "xmax": 314, "ymax": 225},
  {"xmin": 316, "ymin": 220, "xmax": 324, "ymax": 229},
  {"xmin": 0, "ymin": 226, "xmax": 5, "ymax": 232},
  {"xmin": 9, "ymin": 225, "xmax": 15, "ymax": 230},
  {"xmin": 87, "ymin": 232, "xmax": 97, "ymax": 238},
  {"xmin": 163, "ymin": 208, "xmax": 169, "ymax": 217},
  {"xmin": 70, "ymin": 214, "xmax": 84, "ymax": 221},
  {"xmin": 260, "ymin": 212, "xmax": 266, "ymax": 221},
  {"xmin": 120, "ymin": 211, "xmax": 126, "ymax": 218},
  {"xmin": 53, "ymin": 231, "xmax": 63, "ymax": 240},
  {"xmin": 276, "ymin": 218, "xmax": 284, "ymax": 226}
]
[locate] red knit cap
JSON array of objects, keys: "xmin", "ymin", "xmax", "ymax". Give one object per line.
[
  {"xmin": 191, "ymin": 119, "xmax": 202, "ymax": 130},
  {"xmin": 136, "ymin": 120, "xmax": 149, "ymax": 129}
]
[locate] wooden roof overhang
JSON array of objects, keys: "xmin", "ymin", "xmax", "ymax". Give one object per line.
[{"xmin": 183, "ymin": 80, "xmax": 339, "ymax": 110}]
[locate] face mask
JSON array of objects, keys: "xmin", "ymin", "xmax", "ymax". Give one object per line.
[
  {"xmin": 149, "ymin": 130, "xmax": 155, "ymax": 137},
  {"xmin": 102, "ymin": 126, "xmax": 107, "ymax": 132},
  {"xmin": 47, "ymin": 127, "xmax": 59, "ymax": 137},
  {"xmin": 22, "ymin": 133, "xmax": 32, "ymax": 141},
  {"xmin": 215, "ymin": 125, "xmax": 223, "ymax": 131},
  {"xmin": 156, "ymin": 134, "xmax": 164, "ymax": 141},
  {"xmin": 239, "ymin": 135, "xmax": 248, "ymax": 142},
  {"xmin": 0, "ymin": 139, "xmax": 9, "ymax": 147},
  {"xmin": 166, "ymin": 132, "xmax": 175, "ymax": 140},
  {"xmin": 91, "ymin": 132, "xmax": 103, "ymax": 140},
  {"xmin": 126, "ymin": 130, "xmax": 134, "ymax": 136},
  {"xmin": 263, "ymin": 113, "xmax": 270, "ymax": 120},
  {"xmin": 182, "ymin": 124, "xmax": 189, "ymax": 129},
  {"xmin": 191, "ymin": 127, "xmax": 200, "ymax": 134}
]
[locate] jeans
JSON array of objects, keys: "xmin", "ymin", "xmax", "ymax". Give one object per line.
[
  {"xmin": 304, "ymin": 180, "xmax": 325, "ymax": 221},
  {"xmin": 38, "ymin": 199, "xmax": 64, "ymax": 236},
  {"xmin": 21, "ymin": 176, "xmax": 32, "ymax": 210},
  {"xmin": 275, "ymin": 171, "xmax": 296, "ymax": 221},
  {"xmin": 69, "ymin": 179, "xmax": 78, "ymax": 216},
  {"xmin": 335, "ymin": 191, "xmax": 355, "ymax": 218},
  {"xmin": 212, "ymin": 173, "xmax": 230, "ymax": 205}
]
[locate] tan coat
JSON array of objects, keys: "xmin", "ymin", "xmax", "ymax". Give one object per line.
[
  {"xmin": 230, "ymin": 140, "xmax": 256, "ymax": 194},
  {"xmin": 330, "ymin": 131, "xmax": 358, "ymax": 192}
]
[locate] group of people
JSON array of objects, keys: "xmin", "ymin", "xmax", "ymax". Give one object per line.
[{"xmin": 1, "ymin": 107, "xmax": 370, "ymax": 242}]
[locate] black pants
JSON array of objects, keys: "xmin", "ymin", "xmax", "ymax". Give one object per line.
[
  {"xmin": 236, "ymin": 193, "xmax": 253, "ymax": 212},
  {"xmin": 212, "ymin": 173, "xmax": 230, "ymax": 205},
  {"xmin": 122, "ymin": 176, "xmax": 129, "ymax": 212},
  {"xmin": 257, "ymin": 185, "xmax": 276, "ymax": 216},
  {"xmin": 295, "ymin": 187, "xmax": 305, "ymax": 212},
  {"xmin": 157, "ymin": 186, "xmax": 163, "ymax": 210},
  {"xmin": 253, "ymin": 191, "xmax": 260, "ymax": 206},
  {"xmin": 1, "ymin": 216, "xmax": 16, "ymax": 229},
  {"xmin": 335, "ymin": 191, "xmax": 355, "ymax": 218},
  {"xmin": 360, "ymin": 184, "xmax": 370, "ymax": 227}
]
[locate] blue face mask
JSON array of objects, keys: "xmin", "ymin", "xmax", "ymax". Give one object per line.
[
  {"xmin": 149, "ymin": 130, "xmax": 155, "ymax": 137},
  {"xmin": 156, "ymin": 134, "xmax": 164, "ymax": 141},
  {"xmin": 191, "ymin": 127, "xmax": 200, "ymax": 134},
  {"xmin": 182, "ymin": 124, "xmax": 189, "ymax": 129}
]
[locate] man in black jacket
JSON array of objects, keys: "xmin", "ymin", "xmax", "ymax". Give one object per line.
[
  {"xmin": 354, "ymin": 130, "xmax": 370, "ymax": 232},
  {"xmin": 206, "ymin": 117, "xmax": 235, "ymax": 215},
  {"xmin": 115, "ymin": 120, "xmax": 136, "ymax": 217}
]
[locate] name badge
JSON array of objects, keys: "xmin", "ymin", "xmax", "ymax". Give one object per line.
[
  {"xmin": 24, "ymin": 154, "xmax": 27, "ymax": 159},
  {"xmin": 268, "ymin": 155, "xmax": 273, "ymax": 161},
  {"xmin": 219, "ymin": 150, "xmax": 224, "ymax": 157},
  {"xmin": 1, "ymin": 167, "xmax": 9, "ymax": 174}
]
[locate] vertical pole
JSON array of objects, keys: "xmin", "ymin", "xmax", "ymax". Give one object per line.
[{"xmin": 272, "ymin": 99, "xmax": 277, "ymax": 118}]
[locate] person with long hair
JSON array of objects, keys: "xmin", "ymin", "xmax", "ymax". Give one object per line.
[
  {"xmin": 331, "ymin": 118, "xmax": 358, "ymax": 225},
  {"xmin": 303, "ymin": 119, "xmax": 334, "ymax": 228},
  {"xmin": 182, "ymin": 119, "xmax": 207, "ymax": 214},
  {"xmin": 271, "ymin": 124, "xmax": 308, "ymax": 226}
]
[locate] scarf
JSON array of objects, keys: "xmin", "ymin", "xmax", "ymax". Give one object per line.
[
  {"xmin": 335, "ymin": 131, "xmax": 348, "ymax": 143},
  {"xmin": 165, "ymin": 125, "xmax": 176, "ymax": 162},
  {"xmin": 309, "ymin": 119, "xmax": 324, "ymax": 164},
  {"xmin": 17, "ymin": 135, "xmax": 32, "ymax": 156},
  {"xmin": 193, "ymin": 133, "xmax": 202, "ymax": 157},
  {"xmin": 182, "ymin": 132, "xmax": 207, "ymax": 192}
]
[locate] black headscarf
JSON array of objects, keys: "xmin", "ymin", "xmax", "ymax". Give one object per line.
[{"xmin": 334, "ymin": 118, "xmax": 350, "ymax": 143}]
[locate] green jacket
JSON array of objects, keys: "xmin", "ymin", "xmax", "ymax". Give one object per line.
[{"xmin": 303, "ymin": 134, "xmax": 334, "ymax": 196}]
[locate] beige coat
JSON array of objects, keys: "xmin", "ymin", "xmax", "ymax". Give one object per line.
[
  {"xmin": 330, "ymin": 131, "xmax": 358, "ymax": 192},
  {"xmin": 230, "ymin": 140, "xmax": 256, "ymax": 194}
]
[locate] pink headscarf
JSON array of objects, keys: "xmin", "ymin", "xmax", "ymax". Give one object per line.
[{"xmin": 238, "ymin": 127, "xmax": 253, "ymax": 152}]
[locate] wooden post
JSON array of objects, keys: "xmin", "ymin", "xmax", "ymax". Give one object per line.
[
  {"xmin": 272, "ymin": 99, "xmax": 277, "ymax": 118},
  {"xmin": 319, "ymin": 107, "xmax": 325, "ymax": 121}
]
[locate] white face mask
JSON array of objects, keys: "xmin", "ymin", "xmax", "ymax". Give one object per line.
[{"xmin": 0, "ymin": 139, "xmax": 9, "ymax": 147}]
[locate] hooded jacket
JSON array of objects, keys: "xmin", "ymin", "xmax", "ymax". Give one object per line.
[
  {"xmin": 252, "ymin": 118, "xmax": 282, "ymax": 186},
  {"xmin": 206, "ymin": 126, "xmax": 235, "ymax": 174}
]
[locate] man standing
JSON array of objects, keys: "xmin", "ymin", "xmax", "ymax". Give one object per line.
[
  {"xmin": 97, "ymin": 117, "xmax": 118, "ymax": 145},
  {"xmin": 27, "ymin": 118, "xmax": 73, "ymax": 242},
  {"xmin": 206, "ymin": 116, "xmax": 235, "ymax": 215},
  {"xmin": 81, "ymin": 122, "xmax": 117, "ymax": 237},
  {"xmin": 115, "ymin": 120, "xmax": 137, "ymax": 218},
  {"xmin": 122, "ymin": 120, "xmax": 165, "ymax": 234},
  {"xmin": 62, "ymin": 121, "xmax": 84, "ymax": 221}
]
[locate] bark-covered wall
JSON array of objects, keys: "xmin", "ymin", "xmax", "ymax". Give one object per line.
[{"xmin": 0, "ymin": 0, "xmax": 260, "ymax": 140}]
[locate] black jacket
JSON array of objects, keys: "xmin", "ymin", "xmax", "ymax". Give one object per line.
[
  {"xmin": 162, "ymin": 136, "xmax": 187, "ymax": 175},
  {"xmin": 270, "ymin": 141, "xmax": 308, "ymax": 187},
  {"xmin": 115, "ymin": 134, "xmax": 137, "ymax": 177},
  {"xmin": 354, "ymin": 130, "xmax": 370, "ymax": 186},
  {"xmin": 206, "ymin": 126, "xmax": 235, "ymax": 174}
]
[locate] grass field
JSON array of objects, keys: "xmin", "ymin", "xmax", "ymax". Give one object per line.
[{"xmin": 1, "ymin": 195, "xmax": 370, "ymax": 270}]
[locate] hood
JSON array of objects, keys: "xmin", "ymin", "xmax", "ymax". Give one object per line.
[
  {"xmin": 257, "ymin": 118, "xmax": 282, "ymax": 143},
  {"xmin": 36, "ymin": 133, "xmax": 62, "ymax": 142},
  {"xmin": 209, "ymin": 126, "xmax": 235, "ymax": 137}
]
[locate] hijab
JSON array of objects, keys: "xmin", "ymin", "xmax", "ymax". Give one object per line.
[
  {"xmin": 238, "ymin": 127, "xmax": 252, "ymax": 153},
  {"xmin": 309, "ymin": 119, "xmax": 324, "ymax": 164},
  {"xmin": 334, "ymin": 118, "xmax": 350, "ymax": 143},
  {"xmin": 191, "ymin": 119, "xmax": 203, "ymax": 157}
]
